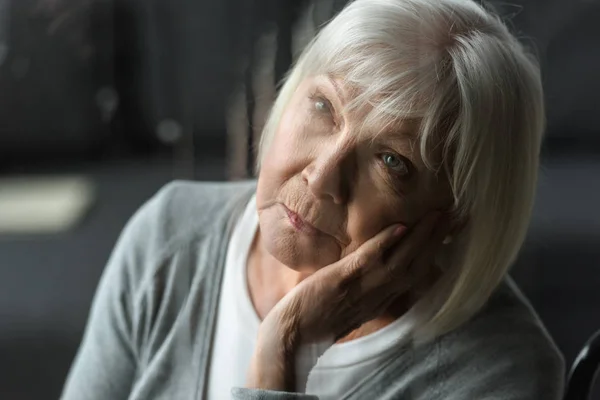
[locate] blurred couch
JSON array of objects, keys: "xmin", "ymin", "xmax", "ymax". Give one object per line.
[{"xmin": 0, "ymin": 0, "xmax": 599, "ymax": 399}]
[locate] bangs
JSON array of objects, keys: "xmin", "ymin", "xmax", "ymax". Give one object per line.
[{"xmin": 301, "ymin": 35, "xmax": 460, "ymax": 181}]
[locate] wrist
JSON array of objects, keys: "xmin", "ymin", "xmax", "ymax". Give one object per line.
[
  {"xmin": 246, "ymin": 347, "xmax": 292, "ymax": 391},
  {"xmin": 246, "ymin": 322, "xmax": 299, "ymax": 391},
  {"xmin": 261, "ymin": 315, "xmax": 300, "ymax": 355}
]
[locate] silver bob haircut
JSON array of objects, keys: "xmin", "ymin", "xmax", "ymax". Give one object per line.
[{"xmin": 256, "ymin": 0, "xmax": 545, "ymax": 339}]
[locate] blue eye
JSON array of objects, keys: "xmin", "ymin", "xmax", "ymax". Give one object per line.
[
  {"xmin": 381, "ymin": 153, "xmax": 409, "ymax": 175},
  {"xmin": 314, "ymin": 99, "xmax": 329, "ymax": 113}
]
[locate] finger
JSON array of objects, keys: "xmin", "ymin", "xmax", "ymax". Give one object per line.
[
  {"xmin": 385, "ymin": 211, "xmax": 443, "ymax": 275},
  {"xmin": 343, "ymin": 223, "xmax": 407, "ymax": 275},
  {"xmin": 354, "ymin": 214, "xmax": 447, "ymax": 319},
  {"xmin": 356, "ymin": 212, "xmax": 440, "ymax": 291},
  {"xmin": 386, "ymin": 212, "xmax": 451, "ymax": 283},
  {"xmin": 401, "ymin": 218, "xmax": 450, "ymax": 294}
]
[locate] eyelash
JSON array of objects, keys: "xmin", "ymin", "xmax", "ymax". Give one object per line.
[{"xmin": 377, "ymin": 152, "xmax": 413, "ymax": 180}]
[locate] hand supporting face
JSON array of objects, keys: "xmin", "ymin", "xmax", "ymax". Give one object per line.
[{"xmin": 246, "ymin": 211, "xmax": 451, "ymax": 391}]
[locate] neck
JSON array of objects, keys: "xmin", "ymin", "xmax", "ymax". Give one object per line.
[
  {"xmin": 246, "ymin": 229, "xmax": 309, "ymax": 320},
  {"xmin": 246, "ymin": 229, "xmax": 411, "ymax": 340}
]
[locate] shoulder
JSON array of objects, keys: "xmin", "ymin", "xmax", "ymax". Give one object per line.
[
  {"xmin": 141, "ymin": 180, "xmax": 256, "ymax": 237},
  {"xmin": 375, "ymin": 279, "xmax": 564, "ymax": 399},
  {"xmin": 108, "ymin": 179, "xmax": 257, "ymax": 296},
  {"xmin": 430, "ymin": 278, "xmax": 565, "ymax": 398},
  {"xmin": 99, "ymin": 180, "xmax": 256, "ymax": 356},
  {"xmin": 125, "ymin": 180, "xmax": 256, "ymax": 257}
]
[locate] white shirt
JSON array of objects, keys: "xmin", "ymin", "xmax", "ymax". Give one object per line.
[{"xmin": 206, "ymin": 195, "xmax": 415, "ymax": 400}]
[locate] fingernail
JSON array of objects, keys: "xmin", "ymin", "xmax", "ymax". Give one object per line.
[{"xmin": 393, "ymin": 224, "xmax": 407, "ymax": 236}]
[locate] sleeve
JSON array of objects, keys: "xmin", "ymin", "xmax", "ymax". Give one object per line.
[
  {"xmin": 231, "ymin": 388, "xmax": 319, "ymax": 400},
  {"xmin": 60, "ymin": 187, "xmax": 168, "ymax": 400}
]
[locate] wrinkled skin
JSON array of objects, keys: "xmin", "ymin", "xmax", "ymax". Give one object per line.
[
  {"xmin": 255, "ymin": 75, "xmax": 453, "ymax": 274},
  {"xmin": 245, "ymin": 75, "xmax": 456, "ymax": 390}
]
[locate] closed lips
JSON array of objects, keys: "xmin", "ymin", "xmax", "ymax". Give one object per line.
[{"xmin": 284, "ymin": 205, "xmax": 321, "ymax": 234}]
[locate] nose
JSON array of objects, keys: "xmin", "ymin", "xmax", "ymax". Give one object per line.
[{"xmin": 301, "ymin": 147, "xmax": 352, "ymax": 204}]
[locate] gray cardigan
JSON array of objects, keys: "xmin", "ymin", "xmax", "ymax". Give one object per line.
[{"xmin": 61, "ymin": 180, "xmax": 565, "ymax": 400}]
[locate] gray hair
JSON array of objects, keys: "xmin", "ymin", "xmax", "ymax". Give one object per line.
[{"xmin": 257, "ymin": 0, "xmax": 544, "ymax": 339}]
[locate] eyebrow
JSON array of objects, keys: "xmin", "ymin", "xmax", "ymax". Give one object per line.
[
  {"xmin": 364, "ymin": 119, "xmax": 419, "ymax": 145},
  {"xmin": 322, "ymin": 75, "xmax": 419, "ymax": 143},
  {"xmin": 325, "ymin": 74, "xmax": 346, "ymax": 103},
  {"xmin": 371, "ymin": 133, "xmax": 417, "ymax": 153},
  {"xmin": 384, "ymin": 121, "xmax": 419, "ymax": 138}
]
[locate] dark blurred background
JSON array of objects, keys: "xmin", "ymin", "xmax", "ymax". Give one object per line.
[{"xmin": 0, "ymin": 0, "xmax": 598, "ymax": 399}]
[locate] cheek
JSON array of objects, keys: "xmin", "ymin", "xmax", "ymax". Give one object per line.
[
  {"xmin": 416, "ymin": 175, "xmax": 454, "ymax": 214},
  {"xmin": 256, "ymin": 112, "xmax": 310, "ymax": 226},
  {"xmin": 340, "ymin": 173, "xmax": 441, "ymax": 257},
  {"xmin": 262, "ymin": 113, "xmax": 308, "ymax": 174},
  {"xmin": 341, "ymin": 194, "xmax": 409, "ymax": 257}
]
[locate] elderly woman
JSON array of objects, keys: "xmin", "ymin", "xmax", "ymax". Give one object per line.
[{"xmin": 62, "ymin": 0, "xmax": 565, "ymax": 399}]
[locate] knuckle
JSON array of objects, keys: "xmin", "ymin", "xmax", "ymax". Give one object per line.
[
  {"xmin": 353, "ymin": 252, "xmax": 370, "ymax": 271},
  {"xmin": 330, "ymin": 271, "xmax": 350, "ymax": 294},
  {"xmin": 385, "ymin": 259, "xmax": 407, "ymax": 281},
  {"xmin": 375, "ymin": 239, "xmax": 386, "ymax": 257},
  {"xmin": 344, "ymin": 259, "xmax": 362, "ymax": 278}
]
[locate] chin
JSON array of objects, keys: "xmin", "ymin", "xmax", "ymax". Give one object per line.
[{"xmin": 258, "ymin": 207, "xmax": 341, "ymax": 273}]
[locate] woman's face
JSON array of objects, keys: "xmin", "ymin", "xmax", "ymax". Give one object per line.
[{"xmin": 256, "ymin": 75, "xmax": 453, "ymax": 273}]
